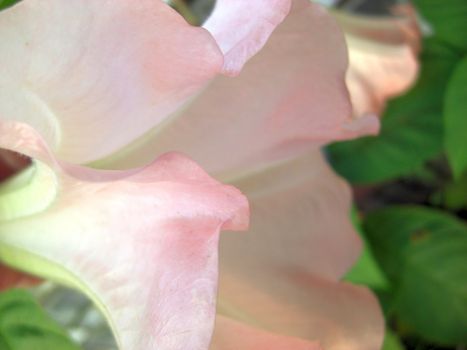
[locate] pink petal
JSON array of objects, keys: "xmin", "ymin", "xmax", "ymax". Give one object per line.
[
  {"xmin": 0, "ymin": 120, "xmax": 249, "ymax": 350},
  {"xmin": 203, "ymin": 0, "xmax": 291, "ymax": 75},
  {"xmin": 217, "ymin": 273, "xmax": 383, "ymax": 350},
  {"xmin": 334, "ymin": 8, "xmax": 420, "ymax": 49},
  {"xmin": 210, "ymin": 316, "xmax": 322, "ymax": 350},
  {"xmin": 95, "ymin": 0, "xmax": 374, "ymax": 178},
  {"xmin": 0, "ymin": 0, "xmax": 223, "ymax": 164},
  {"xmin": 216, "ymin": 151, "xmax": 384, "ymax": 349},
  {"xmin": 334, "ymin": 9, "xmax": 420, "ymax": 117},
  {"xmin": 222, "ymin": 151, "xmax": 360, "ymax": 281}
]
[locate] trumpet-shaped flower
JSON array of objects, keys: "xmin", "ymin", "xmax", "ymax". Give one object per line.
[
  {"xmin": 0, "ymin": 0, "xmax": 383, "ymax": 349},
  {"xmin": 334, "ymin": 6, "xmax": 420, "ymax": 118}
]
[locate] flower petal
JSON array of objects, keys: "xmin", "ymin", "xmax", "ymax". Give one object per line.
[
  {"xmin": 334, "ymin": 9, "xmax": 420, "ymax": 117},
  {"xmin": 0, "ymin": 0, "xmax": 223, "ymax": 164},
  {"xmin": 217, "ymin": 273, "xmax": 383, "ymax": 350},
  {"xmin": 210, "ymin": 316, "xmax": 322, "ymax": 350},
  {"xmin": 203, "ymin": 0, "xmax": 291, "ymax": 75},
  {"xmin": 216, "ymin": 151, "xmax": 384, "ymax": 349},
  {"xmin": 334, "ymin": 7, "xmax": 420, "ymax": 49},
  {"xmin": 94, "ymin": 0, "xmax": 377, "ymax": 178},
  {"xmin": 0, "ymin": 121, "xmax": 249, "ymax": 350},
  {"xmin": 223, "ymin": 151, "xmax": 360, "ymax": 281}
]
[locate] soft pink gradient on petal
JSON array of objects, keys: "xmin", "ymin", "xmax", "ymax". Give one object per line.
[
  {"xmin": 0, "ymin": 0, "xmax": 223, "ymax": 164},
  {"xmin": 96, "ymin": 0, "xmax": 376, "ymax": 178},
  {"xmin": 210, "ymin": 316, "xmax": 322, "ymax": 350},
  {"xmin": 203, "ymin": 0, "xmax": 291, "ymax": 75},
  {"xmin": 391, "ymin": 4, "xmax": 422, "ymax": 51},
  {"xmin": 0, "ymin": 121, "xmax": 249, "ymax": 350},
  {"xmin": 334, "ymin": 9, "xmax": 420, "ymax": 117},
  {"xmin": 217, "ymin": 273, "xmax": 383, "ymax": 350},
  {"xmin": 223, "ymin": 151, "xmax": 360, "ymax": 281},
  {"xmin": 215, "ymin": 151, "xmax": 384, "ymax": 350},
  {"xmin": 334, "ymin": 7, "xmax": 420, "ymax": 49}
]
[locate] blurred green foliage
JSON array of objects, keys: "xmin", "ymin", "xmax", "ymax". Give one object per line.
[
  {"xmin": 445, "ymin": 57, "xmax": 467, "ymax": 178},
  {"xmin": 0, "ymin": 0, "xmax": 20, "ymax": 11},
  {"xmin": 431, "ymin": 172, "xmax": 467, "ymax": 211},
  {"xmin": 329, "ymin": 0, "xmax": 467, "ymax": 184},
  {"xmin": 345, "ymin": 208, "xmax": 390, "ymax": 289},
  {"xmin": 330, "ymin": 2, "xmax": 467, "ymax": 349},
  {"xmin": 413, "ymin": 0, "xmax": 467, "ymax": 53},
  {"xmin": 0, "ymin": 289, "xmax": 81, "ymax": 350},
  {"xmin": 364, "ymin": 207, "xmax": 467, "ymax": 345},
  {"xmin": 383, "ymin": 330, "xmax": 405, "ymax": 350}
]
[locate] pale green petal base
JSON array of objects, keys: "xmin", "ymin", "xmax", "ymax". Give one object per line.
[
  {"xmin": 0, "ymin": 161, "xmax": 57, "ymax": 221},
  {"xmin": 0, "ymin": 242, "xmax": 120, "ymax": 349}
]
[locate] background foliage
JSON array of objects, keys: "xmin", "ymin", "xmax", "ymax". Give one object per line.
[
  {"xmin": 0, "ymin": 0, "xmax": 19, "ymax": 11},
  {"xmin": 337, "ymin": 1, "xmax": 467, "ymax": 349},
  {"xmin": 0, "ymin": 289, "xmax": 80, "ymax": 350}
]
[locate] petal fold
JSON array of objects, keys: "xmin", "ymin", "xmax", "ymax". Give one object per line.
[
  {"xmin": 96, "ymin": 0, "xmax": 372, "ymax": 179},
  {"xmin": 223, "ymin": 151, "xmax": 360, "ymax": 281},
  {"xmin": 0, "ymin": 121, "xmax": 249, "ymax": 350},
  {"xmin": 203, "ymin": 0, "xmax": 291, "ymax": 75},
  {"xmin": 334, "ymin": 8, "xmax": 420, "ymax": 117},
  {"xmin": 210, "ymin": 316, "xmax": 322, "ymax": 350},
  {"xmin": 217, "ymin": 273, "xmax": 383, "ymax": 350},
  {"xmin": 0, "ymin": 0, "xmax": 223, "ymax": 164},
  {"xmin": 216, "ymin": 151, "xmax": 384, "ymax": 350}
]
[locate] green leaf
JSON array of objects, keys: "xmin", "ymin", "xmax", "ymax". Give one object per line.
[
  {"xmin": 413, "ymin": 0, "xmax": 467, "ymax": 53},
  {"xmin": 382, "ymin": 329, "xmax": 405, "ymax": 350},
  {"xmin": 0, "ymin": 0, "xmax": 21, "ymax": 11},
  {"xmin": 364, "ymin": 206, "xmax": 467, "ymax": 345},
  {"xmin": 431, "ymin": 172, "xmax": 467, "ymax": 210},
  {"xmin": 0, "ymin": 289, "xmax": 81, "ymax": 350},
  {"xmin": 327, "ymin": 40, "xmax": 459, "ymax": 184},
  {"xmin": 344, "ymin": 246, "xmax": 390, "ymax": 290},
  {"xmin": 445, "ymin": 56, "xmax": 467, "ymax": 178},
  {"xmin": 344, "ymin": 209, "xmax": 389, "ymax": 290}
]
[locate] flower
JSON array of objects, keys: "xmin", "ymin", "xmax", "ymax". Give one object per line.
[
  {"xmin": 0, "ymin": 0, "xmax": 383, "ymax": 349},
  {"xmin": 334, "ymin": 5, "xmax": 420, "ymax": 118}
]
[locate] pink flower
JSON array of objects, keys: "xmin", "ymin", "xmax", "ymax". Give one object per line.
[
  {"xmin": 334, "ymin": 5, "xmax": 420, "ymax": 119},
  {"xmin": 0, "ymin": 0, "xmax": 383, "ymax": 349}
]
